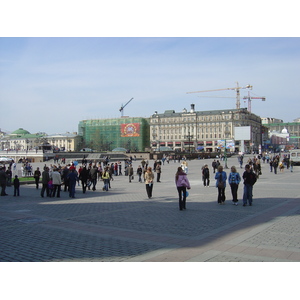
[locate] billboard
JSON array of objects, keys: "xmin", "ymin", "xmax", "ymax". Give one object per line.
[
  {"xmin": 217, "ymin": 140, "xmax": 235, "ymax": 149},
  {"xmin": 120, "ymin": 123, "xmax": 140, "ymax": 137},
  {"xmin": 234, "ymin": 126, "xmax": 251, "ymax": 140}
]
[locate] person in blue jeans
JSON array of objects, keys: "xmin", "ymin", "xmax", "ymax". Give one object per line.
[
  {"xmin": 215, "ymin": 165, "xmax": 227, "ymax": 205},
  {"xmin": 228, "ymin": 166, "xmax": 241, "ymax": 205},
  {"xmin": 242, "ymin": 164, "xmax": 257, "ymax": 206},
  {"xmin": 67, "ymin": 169, "xmax": 78, "ymax": 198}
]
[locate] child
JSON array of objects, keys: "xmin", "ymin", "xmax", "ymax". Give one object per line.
[
  {"xmin": 48, "ymin": 179, "xmax": 53, "ymax": 197},
  {"xmin": 13, "ymin": 175, "xmax": 20, "ymax": 196}
]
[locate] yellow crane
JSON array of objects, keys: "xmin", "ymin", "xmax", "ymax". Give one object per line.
[{"xmin": 187, "ymin": 82, "xmax": 252, "ymax": 109}]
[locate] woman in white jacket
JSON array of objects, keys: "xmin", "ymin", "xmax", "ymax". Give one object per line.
[{"xmin": 175, "ymin": 167, "xmax": 191, "ymax": 211}]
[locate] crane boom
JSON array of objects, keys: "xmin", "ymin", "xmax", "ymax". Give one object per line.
[
  {"xmin": 119, "ymin": 97, "xmax": 134, "ymax": 117},
  {"xmin": 187, "ymin": 83, "xmax": 252, "ymax": 109},
  {"xmin": 243, "ymin": 95, "xmax": 265, "ymax": 112}
]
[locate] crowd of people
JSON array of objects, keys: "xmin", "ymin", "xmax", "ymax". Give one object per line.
[{"xmin": 0, "ymin": 152, "xmax": 295, "ymax": 211}]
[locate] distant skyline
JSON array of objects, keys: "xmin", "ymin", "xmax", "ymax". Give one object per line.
[{"xmin": 1, "ymin": 37, "xmax": 300, "ymax": 134}]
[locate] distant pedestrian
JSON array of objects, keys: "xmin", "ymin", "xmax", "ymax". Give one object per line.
[
  {"xmin": 228, "ymin": 166, "xmax": 241, "ymax": 205},
  {"xmin": 202, "ymin": 164, "xmax": 210, "ymax": 187},
  {"xmin": 67, "ymin": 168, "xmax": 78, "ymax": 198},
  {"xmin": 102, "ymin": 167, "xmax": 110, "ymax": 191},
  {"xmin": 0, "ymin": 166, "xmax": 8, "ymax": 196},
  {"xmin": 79, "ymin": 166, "xmax": 89, "ymax": 193},
  {"xmin": 215, "ymin": 165, "xmax": 227, "ymax": 205},
  {"xmin": 242, "ymin": 164, "xmax": 257, "ymax": 206},
  {"xmin": 144, "ymin": 167, "xmax": 154, "ymax": 199},
  {"xmin": 212, "ymin": 160, "xmax": 217, "ymax": 173},
  {"xmin": 13, "ymin": 175, "xmax": 20, "ymax": 196},
  {"xmin": 156, "ymin": 162, "xmax": 162, "ymax": 182},
  {"xmin": 41, "ymin": 167, "xmax": 50, "ymax": 197},
  {"xmin": 34, "ymin": 167, "xmax": 41, "ymax": 189},
  {"xmin": 128, "ymin": 164, "xmax": 134, "ymax": 182},
  {"xmin": 51, "ymin": 168, "xmax": 62, "ymax": 198},
  {"xmin": 175, "ymin": 167, "xmax": 191, "ymax": 211},
  {"xmin": 137, "ymin": 165, "xmax": 143, "ymax": 182},
  {"xmin": 90, "ymin": 165, "xmax": 98, "ymax": 191}
]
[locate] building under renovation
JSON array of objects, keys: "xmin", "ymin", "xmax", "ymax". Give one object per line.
[{"xmin": 78, "ymin": 117, "xmax": 150, "ymax": 152}]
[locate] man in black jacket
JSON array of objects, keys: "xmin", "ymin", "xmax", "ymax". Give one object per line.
[{"xmin": 242, "ymin": 164, "xmax": 257, "ymax": 206}]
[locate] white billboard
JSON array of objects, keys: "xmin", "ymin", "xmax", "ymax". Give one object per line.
[{"xmin": 234, "ymin": 126, "xmax": 251, "ymax": 140}]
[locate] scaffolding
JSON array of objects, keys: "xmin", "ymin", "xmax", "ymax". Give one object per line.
[{"xmin": 78, "ymin": 117, "xmax": 150, "ymax": 152}]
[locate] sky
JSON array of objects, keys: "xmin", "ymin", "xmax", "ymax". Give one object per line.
[{"xmin": 1, "ymin": 3, "xmax": 300, "ymax": 135}]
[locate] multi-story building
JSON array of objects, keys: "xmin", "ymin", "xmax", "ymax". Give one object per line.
[
  {"xmin": 150, "ymin": 104, "xmax": 262, "ymax": 153},
  {"xmin": 263, "ymin": 121, "xmax": 300, "ymax": 149},
  {"xmin": 0, "ymin": 128, "xmax": 81, "ymax": 152},
  {"xmin": 78, "ymin": 117, "xmax": 150, "ymax": 152}
]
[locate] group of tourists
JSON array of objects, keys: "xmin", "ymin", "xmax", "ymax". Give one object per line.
[{"xmin": 0, "ymin": 152, "xmax": 295, "ymax": 213}]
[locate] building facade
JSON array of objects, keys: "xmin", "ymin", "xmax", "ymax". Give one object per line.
[
  {"xmin": 78, "ymin": 117, "xmax": 150, "ymax": 152},
  {"xmin": 263, "ymin": 122, "xmax": 300, "ymax": 149},
  {"xmin": 0, "ymin": 128, "xmax": 81, "ymax": 152},
  {"xmin": 150, "ymin": 104, "xmax": 262, "ymax": 153}
]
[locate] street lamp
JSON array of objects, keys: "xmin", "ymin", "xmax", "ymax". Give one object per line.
[{"xmin": 185, "ymin": 127, "xmax": 194, "ymax": 158}]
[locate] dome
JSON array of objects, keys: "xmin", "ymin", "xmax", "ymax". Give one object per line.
[
  {"xmin": 281, "ymin": 127, "xmax": 288, "ymax": 134},
  {"xmin": 11, "ymin": 128, "xmax": 31, "ymax": 135}
]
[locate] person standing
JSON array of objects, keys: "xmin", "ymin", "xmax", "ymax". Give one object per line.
[
  {"xmin": 202, "ymin": 164, "xmax": 210, "ymax": 187},
  {"xmin": 0, "ymin": 166, "xmax": 8, "ymax": 196},
  {"xmin": 175, "ymin": 167, "xmax": 191, "ymax": 211},
  {"xmin": 137, "ymin": 165, "xmax": 143, "ymax": 182},
  {"xmin": 215, "ymin": 165, "xmax": 227, "ymax": 205},
  {"xmin": 41, "ymin": 167, "xmax": 50, "ymax": 198},
  {"xmin": 90, "ymin": 165, "xmax": 98, "ymax": 191},
  {"xmin": 212, "ymin": 160, "xmax": 217, "ymax": 174},
  {"xmin": 67, "ymin": 168, "xmax": 78, "ymax": 198},
  {"xmin": 273, "ymin": 158, "xmax": 279, "ymax": 174},
  {"xmin": 102, "ymin": 167, "xmax": 110, "ymax": 191},
  {"xmin": 144, "ymin": 167, "xmax": 154, "ymax": 199},
  {"xmin": 51, "ymin": 168, "xmax": 62, "ymax": 198},
  {"xmin": 156, "ymin": 162, "xmax": 162, "ymax": 182},
  {"xmin": 128, "ymin": 164, "xmax": 134, "ymax": 182},
  {"xmin": 228, "ymin": 166, "xmax": 241, "ymax": 205},
  {"xmin": 242, "ymin": 164, "xmax": 257, "ymax": 206},
  {"xmin": 34, "ymin": 167, "xmax": 41, "ymax": 189},
  {"xmin": 79, "ymin": 166, "xmax": 89, "ymax": 193},
  {"xmin": 13, "ymin": 175, "xmax": 20, "ymax": 196}
]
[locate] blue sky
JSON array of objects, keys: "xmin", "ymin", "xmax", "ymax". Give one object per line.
[{"xmin": 1, "ymin": 37, "xmax": 300, "ymax": 134}]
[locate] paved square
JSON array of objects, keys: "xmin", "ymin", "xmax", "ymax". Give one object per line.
[{"xmin": 1, "ymin": 155, "xmax": 299, "ymax": 261}]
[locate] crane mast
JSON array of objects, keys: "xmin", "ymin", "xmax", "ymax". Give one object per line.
[{"xmin": 187, "ymin": 82, "xmax": 252, "ymax": 109}]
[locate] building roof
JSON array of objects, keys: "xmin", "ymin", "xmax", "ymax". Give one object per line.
[{"xmin": 10, "ymin": 128, "xmax": 30, "ymax": 135}]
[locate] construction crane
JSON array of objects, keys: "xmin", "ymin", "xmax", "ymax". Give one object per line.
[
  {"xmin": 187, "ymin": 82, "xmax": 252, "ymax": 109},
  {"xmin": 243, "ymin": 92, "xmax": 266, "ymax": 113},
  {"xmin": 119, "ymin": 97, "xmax": 133, "ymax": 117}
]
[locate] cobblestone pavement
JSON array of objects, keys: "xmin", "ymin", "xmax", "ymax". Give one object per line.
[{"xmin": 1, "ymin": 156, "xmax": 299, "ymax": 262}]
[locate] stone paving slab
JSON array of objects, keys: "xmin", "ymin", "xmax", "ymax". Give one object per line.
[{"xmin": 0, "ymin": 156, "xmax": 299, "ymax": 262}]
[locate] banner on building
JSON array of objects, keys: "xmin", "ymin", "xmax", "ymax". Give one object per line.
[{"xmin": 120, "ymin": 123, "xmax": 140, "ymax": 137}]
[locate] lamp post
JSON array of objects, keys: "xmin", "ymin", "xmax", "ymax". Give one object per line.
[
  {"xmin": 224, "ymin": 138, "xmax": 228, "ymax": 169},
  {"xmin": 185, "ymin": 127, "xmax": 194, "ymax": 159}
]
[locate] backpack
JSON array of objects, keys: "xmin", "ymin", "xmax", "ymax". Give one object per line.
[
  {"xmin": 250, "ymin": 172, "xmax": 257, "ymax": 185},
  {"xmin": 203, "ymin": 168, "xmax": 209, "ymax": 177}
]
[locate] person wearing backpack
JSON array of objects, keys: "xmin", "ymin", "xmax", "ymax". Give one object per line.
[
  {"xmin": 215, "ymin": 165, "xmax": 227, "ymax": 205},
  {"xmin": 242, "ymin": 164, "xmax": 257, "ymax": 206},
  {"xmin": 228, "ymin": 166, "xmax": 241, "ymax": 205}
]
